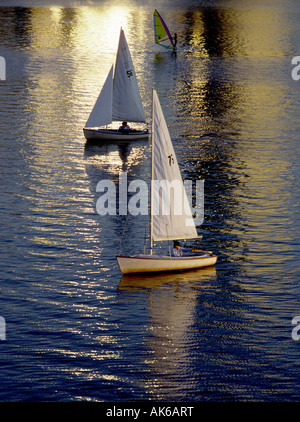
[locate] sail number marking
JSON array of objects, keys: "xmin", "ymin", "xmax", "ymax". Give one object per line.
[{"xmin": 168, "ymin": 154, "xmax": 174, "ymax": 166}]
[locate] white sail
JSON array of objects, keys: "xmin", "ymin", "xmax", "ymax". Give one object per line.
[
  {"xmin": 112, "ymin": 28, "xmax": 146, "ymax": 123},
  {"xmin": 85, "ymin": 65, "xmax": 113, "ymax": 128},
  {"xmin": 151, "ymin": 90, "xmax": 198, "ymax": 241}
]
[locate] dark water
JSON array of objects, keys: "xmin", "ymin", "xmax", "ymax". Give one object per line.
[{"xmin": 1, "ymin": 0, "xmax": 300, "ymax": 402}]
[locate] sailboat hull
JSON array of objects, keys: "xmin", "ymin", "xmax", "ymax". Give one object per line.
[
  {"xmin": 83, "ymin": 128, "xmax": 149, "ymax": 141},
  {"xmin": 116, "ymin": 253, "xmax": 217, "ymax": 274}
]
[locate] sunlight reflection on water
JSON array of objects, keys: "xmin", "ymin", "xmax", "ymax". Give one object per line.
[{"xmin": 1, "ymin": 0, "xmax": 300, "ymax": 402}]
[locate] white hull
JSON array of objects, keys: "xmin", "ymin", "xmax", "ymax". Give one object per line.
[
  {"xmin": 117, "ymin": 253, "xmax": 217, "ymax": 274},
  {"xmin": 83, "ymin": 128, "xmax": 149, "ymax": 141}
]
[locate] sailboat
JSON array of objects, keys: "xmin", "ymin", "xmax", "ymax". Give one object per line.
[
  {"xmin": 83, "ymin": 28, "xmax": 149, "ymax": 141},
  {"xmin": 116, "ymin": 89, "xmax": 217, "ymax": 274},
  {"xmin": 153, "ymin": 9, "xmax": 177, "ymax": 51}
]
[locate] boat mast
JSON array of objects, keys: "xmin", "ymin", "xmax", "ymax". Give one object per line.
[{"xmin": 150, "ymin": 88, "xmax": 154, "ymax": 255}]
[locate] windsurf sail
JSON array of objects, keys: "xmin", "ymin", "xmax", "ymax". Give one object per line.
[{"xmin": 153, "ymin": 9, "xmax": 175, "ymax": 50}]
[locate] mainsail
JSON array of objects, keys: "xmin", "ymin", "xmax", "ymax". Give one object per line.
[
  {"xmin": 153, "ymin": 9, "xmax": 175, "ymax": 50},
  {"xmin": 85, "ymin": 28, "xmax": 145, "ymax": 128},
  {"xmin": 112, "ymin": 28, "xmax": 145, "ymax": 123},
  {"xmin": 151, "ymin": 90, "xmax": 198, "ymax": 242}
]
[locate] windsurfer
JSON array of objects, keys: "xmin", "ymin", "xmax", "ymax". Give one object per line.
[{"xmin": 173, "ymin": 33, "xmax": 177, "ymax": 48}]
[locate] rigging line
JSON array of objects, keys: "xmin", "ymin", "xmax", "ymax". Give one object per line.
[
  {"xmin": 143, "ymin": 228, "xmax": 147, "ymax": 254},
  {"xmin": 158, "ymin": 36, "xmax": 171, "ymax": 42},
  {"xmin": 118, "ymin": 213, "xmax": 130, "ymax": 254}
]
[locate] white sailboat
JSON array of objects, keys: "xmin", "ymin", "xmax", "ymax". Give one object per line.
[
  {"xmin": 116, "ymin": 89, "xmax": 217, "ymax": 274},
  {"xmin": 83, "ymin": 28, "xmax": 149, "ymax": 141}
]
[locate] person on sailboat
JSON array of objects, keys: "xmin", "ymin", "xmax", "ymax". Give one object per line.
[
  {"xmin": 119, "ymin": 121, "xmax": 131, "ymax": 133},
  {"xmin": 171, "ymin": 241, "xmax": 195, "ymax": 257}
]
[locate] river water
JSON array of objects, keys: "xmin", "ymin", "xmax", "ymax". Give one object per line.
[{"xmin": 1, "ymin": 0, "xmax": 300, "ymax": 402}]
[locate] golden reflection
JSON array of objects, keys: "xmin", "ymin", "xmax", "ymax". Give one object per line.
[
  {"xmin": 84, "ymin": 140, "xmax": 149, "ymax": 175},
  {"xmin": 28, "ymin": 5, "xmax": 130, "ymax": 52},
  {"xmin": 228, "ymin": 2, "xmax": 290, "ymax": 57},
  {"xmin": 71, "ymin": 5, "xmax": 130, "ymax": 56},
  {"xmin": 180, "ymin": 4, "xmax": 290, "ymax": 58},
  {"xmin": 119, "ymin": 266, "xmax": 217, "ymax": 399},
  {"xmin": 118, "ymin": 266, "xmax": 217, "ymax": 291},
  {"xmin": 48, "ymin": 6, "xmax": 63, "ymax": 26}
]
